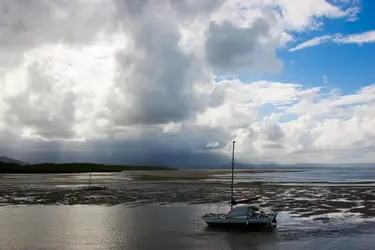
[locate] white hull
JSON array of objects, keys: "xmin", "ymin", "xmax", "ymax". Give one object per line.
[
  {"xmin": 202, "ymin": 206, "xmax": 277, "ymax": 230},
  {"xmin": 203, "ymin": 215, "xmax": 275, "ymax": 224}
]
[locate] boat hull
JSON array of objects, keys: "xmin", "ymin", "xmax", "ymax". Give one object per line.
[
  {"xmin": 205, "ymin": 221, "xmax": 276, "ymax": 230},
  {"xmin": 202, "ymin": 212, "xmax": 277, "ymax": 231}
]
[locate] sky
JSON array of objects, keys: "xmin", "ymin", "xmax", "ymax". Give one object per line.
[{"xmin": 0, "ymin": 0, "xmax": 375, "ymax": 167}]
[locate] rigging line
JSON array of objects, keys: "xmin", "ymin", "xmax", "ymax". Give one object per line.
[{"xmin": 185, "ymin": 216, "xmax": 203, "ymax": 224}]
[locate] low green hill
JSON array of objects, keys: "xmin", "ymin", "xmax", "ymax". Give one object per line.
[{"xmin": 0, "ymin": 161, "xmax": 174, "ymax": 173}]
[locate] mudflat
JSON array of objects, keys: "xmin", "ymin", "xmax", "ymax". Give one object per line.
[{"xmin": 1, "ymin": 169, "xmax": 375, "ymax": 220}]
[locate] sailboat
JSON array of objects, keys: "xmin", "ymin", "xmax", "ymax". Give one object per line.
[
  {"xmin": 201, "ymin": 141, "xmax": 278, "ymax": 230},
  {"xmin": 83, "ymin": 168, "xmax": 107, "ymax": 191}
]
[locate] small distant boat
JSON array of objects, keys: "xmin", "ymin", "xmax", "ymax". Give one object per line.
[
  {"xmin": 83, "ymin": 168, "xmax": 107, "ymax": 191},
  {"xmin": 201, "ymin": 141, "xmax": 278, "ymax": 230}
]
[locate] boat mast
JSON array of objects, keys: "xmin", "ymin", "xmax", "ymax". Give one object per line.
[
  {"xmin": 231, "ymin": 140, "xmax": 235, "ymax": 210},
  {"xmin": 89, "ymin": 168, "xmax": 92, "ymax": 187}
]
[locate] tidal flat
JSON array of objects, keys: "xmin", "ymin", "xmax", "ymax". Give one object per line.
[{"xmin": 1, "ymin": 169, "xmax": 375, "ymax": 221}]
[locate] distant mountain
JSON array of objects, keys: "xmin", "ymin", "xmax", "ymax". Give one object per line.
[{"xmin": 0, "ymin": 156, "xmax": 27, "ymax": 165}]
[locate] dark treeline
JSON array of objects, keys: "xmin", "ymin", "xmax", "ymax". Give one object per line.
[{"xmin": 0, "ymin": 162, "xmax": 174, "ymax": 173}]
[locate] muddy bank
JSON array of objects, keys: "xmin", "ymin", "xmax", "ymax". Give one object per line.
[
  {"xmin": 130, "ymin": 169, "xmax": 301, "ymax": 181},
  {"xmin": 1, "ymin": 181, "xmax": 375, "ymax": 219}
]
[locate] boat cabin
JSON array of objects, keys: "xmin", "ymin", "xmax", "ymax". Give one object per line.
[{"xmin": 226, "ymin": 205, "xmax": 268, "ymax": 218}]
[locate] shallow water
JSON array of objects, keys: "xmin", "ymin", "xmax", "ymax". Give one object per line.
[
  {"xmin": 0, "ymin": 204, "xmax": 374, "ymax": 250},
  {"xmin": 213, "ymin": 168, "xmax": 375, "ymax": 184},
  {"xmin": 2, "ymin": 168, "xmax": 375, "ymax": 187}
]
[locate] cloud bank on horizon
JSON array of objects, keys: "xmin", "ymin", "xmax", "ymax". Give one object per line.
[{"xmin": 0, "ymin": 0, "xmax": 374, "ymax": 166}]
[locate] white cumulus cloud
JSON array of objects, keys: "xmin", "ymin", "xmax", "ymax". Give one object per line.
[{"xmin": 289, "ymin": 30, "xmax": 375, "ymax": 52}]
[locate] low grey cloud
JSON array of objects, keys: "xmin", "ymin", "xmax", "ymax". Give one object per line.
[
  {"xmin": 263, "ymin": 123, "xmax": 285, "ymax": 142},
  {"xmin": 170, "ymin": 0, "xmax": 224, "ymax": 17},
  {"xmin": 0, "ymin": 125, "xmax": 231, "ymax": 167}
]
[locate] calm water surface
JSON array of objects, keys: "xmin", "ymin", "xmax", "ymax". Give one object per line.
[
  {"xmin": 1, "ymin": 204, "xmax": 374, "ymax": 250},
  {"xmin": 215, "ymin": 168, "xmax": 375, "ymax": 184},
  {"xmin": 2, "ymin": 168, "xmax": 375, "ymax": 188}
]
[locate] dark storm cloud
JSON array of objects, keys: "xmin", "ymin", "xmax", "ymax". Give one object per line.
[
  {"xmin": 204, "ymin": 12, "xmax": 283, "ymax": 74},
  {"xmin": 108, "ymin": 0, "xmax": 213, "ymax": 125}
]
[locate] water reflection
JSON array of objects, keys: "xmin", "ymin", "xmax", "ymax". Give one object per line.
[
  {"xmin": 214, "ymin": 169, "xmax": 375, "ymax": 183},
  {"xmin": 202, "ymin": 227, "xmax": 278, "ymax": 250},
  {"xmin": 0, "ymin": 205, "xmax": 119, "ymax": 249},
  {"xmin": 0, "ymin": 204, "xmax": 374, "ymax": 250}
]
